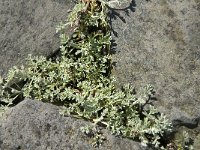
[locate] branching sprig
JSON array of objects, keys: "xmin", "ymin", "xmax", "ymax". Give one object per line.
[{"xmin": 0, "ymin": 0, "xmax": 172, "ymax": 148}]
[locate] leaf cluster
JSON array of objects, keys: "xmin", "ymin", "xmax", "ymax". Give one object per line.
[{"xmin": 0, "ymin": 0, "xmax": 172, "ymax": 148}]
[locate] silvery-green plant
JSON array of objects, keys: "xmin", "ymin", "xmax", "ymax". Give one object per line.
[{"xmin": 0, "ymin": 0, "xmax": 172, "ymax": 148}]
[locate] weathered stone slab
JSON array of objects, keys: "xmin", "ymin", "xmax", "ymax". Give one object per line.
[
  {"xmin": 111, "ymin": 0, "xmax": 200, "ymax": 146},
  {"xmin": 0, "ymin": 99, "xmax": 145, "ymax": 150},
  {"xmin": 0, "ymin": 0, "xmax": 74, "ymax": 76}
]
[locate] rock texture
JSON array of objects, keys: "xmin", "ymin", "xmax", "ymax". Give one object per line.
[
  {"xmin": 0, "ymin": 99, "xmax": 145, "ymax": 150},
  {"xmin": 111, "ymin": 0, "xmax": 200, "ymax": 147},
  {"xmin": 0, "ymin": 0, "xmax": 200, "ymax": 148},
  {"xmin": 0, "ymin": 0, "xmax": 74, "ymax": 76}
]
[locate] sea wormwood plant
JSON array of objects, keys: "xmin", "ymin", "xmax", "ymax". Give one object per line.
[{"xmin": 0, "ymin": 0, "xmax": 172, "ymax": 148}]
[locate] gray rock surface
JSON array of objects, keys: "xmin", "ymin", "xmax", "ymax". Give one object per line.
[
  {"xmin": 111, "ymin": 0, "xmax": 200, "ymax": 146},
  {"xmin": 0, "ymin": 0, "xmax": 74, "ymax": 76},
  {"xmin": 0, "ymin": 99, "xmax": 145, "ymax": 150},
  {"xmin": 0, "ymin": 0, "xmax": 159, "ymax": 149},
  {"xmin": 0, "ymin": 0, "xmax": 200, "ymax": 148}
]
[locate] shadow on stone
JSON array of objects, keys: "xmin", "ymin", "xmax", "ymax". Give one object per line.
[{"xmin": 108, "ymin": 0, "xmax": 136, "ymax": 37}]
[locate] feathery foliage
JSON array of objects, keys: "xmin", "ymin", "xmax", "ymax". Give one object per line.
[{"xmin": 0, "ymin": 0, "xmax": 171, "ymax": 148}]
